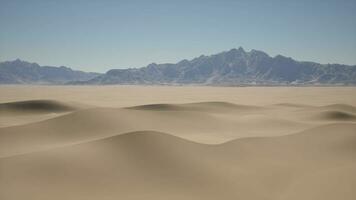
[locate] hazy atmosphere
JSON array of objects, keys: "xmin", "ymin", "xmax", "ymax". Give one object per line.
[
  {"xmin": 1, "ymin": 0, "xmax": 356, "ymax": 72},
  {"xmin": 1, "ymin": 1, "xmax": 356, "ymax": 200}
]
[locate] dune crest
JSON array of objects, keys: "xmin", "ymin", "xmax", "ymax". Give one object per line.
[
  {"xmin": 319, "ymin": 104, "xmax": 356, "ymax": 113},
  {"xmin": 126, "ymin": 101, "xmax": 262, "ymax": 112},
  {"xmin": 316, "ymin": 110, "xmax": 356, "ymax": 121},
  {"xmin": 0, "ymin": 100, "xmax": 77, "ymax": 114},
  {"xmin": 0, "ymin": 100, "xmax": 86, "ymax": 128}
]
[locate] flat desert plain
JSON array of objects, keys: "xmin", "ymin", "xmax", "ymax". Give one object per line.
[{"xmin": 0, "ymin": 86, "xmax": 356, "ymax": 200}]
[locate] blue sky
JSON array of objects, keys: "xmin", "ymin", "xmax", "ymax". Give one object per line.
[{"xmin": 0, "ymin": 0, "xmax": 355, "ymax": 72}]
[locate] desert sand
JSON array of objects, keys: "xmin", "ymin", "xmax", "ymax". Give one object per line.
[{"xmin": 0, "ymin": 86, "xmax": 355, "ymax": 200}]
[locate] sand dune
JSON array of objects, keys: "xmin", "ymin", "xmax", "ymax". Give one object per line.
[
  {"xmin": 292, "ymin": 103, "xmax": 356, "ymax": 122},
  {"xmin": 1, "ymin": 124, "xmax": 355, "ymax": 200},
  {"xmin": 0, "ymin": 100, "xmax": 77, "ymax": 114},
  {"xmin": 0, "ymin": 100, "xmax": 85, "ymax": 128},
  {"xmin": 0, "ymin": 86, "xmax": 356, "ymax": 200},
  {"xmin": 0, "ymin": 101, "xmax": 316, "ymax": 157},
  {"xmin": 317, "ymin": 104, "xmax": 356, "ymax": 113},
  {"xmin": 128, "ymin": 101, "xmax": 261, "ymax": 113},
  {"xmin": 315, "ymin": 110, "xmax": 356, "ymax": 121}
]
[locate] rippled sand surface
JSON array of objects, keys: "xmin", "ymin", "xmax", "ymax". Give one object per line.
[{"xmin": 1, "ymin": 86, "xmax": 355, "ymax": 200}]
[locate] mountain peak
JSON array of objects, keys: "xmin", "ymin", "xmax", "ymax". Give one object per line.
[
  {"xmin": 12, "ymin": 58, "xmax": 26, "ymax": 64},
  {"xmin": 147, "ymin": 63, "xmax": 158, "ymax": 68},
  {"xmin": 249, "ymin": 49, "xmax": 269, "ymax": 57},
  {"xmin": 228, "ymin": 47, "xmax": 245, "ymax": 54},
  {"xmin": 237, "ymin": 47, "xmax": 245, "ymax": 52},
  {"xmin": 178, "ymin": 59, "xmax": 190, "ymax": 65},
  {"xmin": 274, "ymin": 54, "xmax": 293, "ymax": 61}
]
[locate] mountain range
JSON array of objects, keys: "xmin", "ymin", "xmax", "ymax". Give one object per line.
[
  {"xmin": 0, "ymin": 59, "xmax": 99, "ymax": 84},
  {"xmin": 1, "ymin": 48, "xmax": 356, "ymax": 85}
]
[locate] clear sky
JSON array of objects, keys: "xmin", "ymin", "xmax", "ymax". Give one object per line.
[{"xmin": 0, "ymin": 0, "xmax": 355, "ymax": 72}]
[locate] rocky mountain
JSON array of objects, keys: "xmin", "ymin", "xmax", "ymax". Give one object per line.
[
  {"xmin": 2, "ymin": 48, "xmax": 356, "ymax": 85},
  {"xmin": 81, "ymin": 47, "xmax": 356, "ymax": 85},
  {"xmin": 0, "ymin": 59, "xmax": 100, "ymax": 84}
]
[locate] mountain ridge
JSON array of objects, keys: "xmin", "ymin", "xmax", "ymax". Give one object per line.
[
  {"xmin": 0, "ymin": 59, "xmax": 100, "ymax": 84},
  {"xmin": 81, "ymin": 47, "xmax": 356, "ymax": 85},
  {"xmin": 2, "ymin": 48, "xmax": 356, "ymax": 85}
]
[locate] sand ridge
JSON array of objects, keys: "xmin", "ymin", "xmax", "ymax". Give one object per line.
[{"xmin": 0, "ymin": 99, "xmax": 78, "ymax": 114}]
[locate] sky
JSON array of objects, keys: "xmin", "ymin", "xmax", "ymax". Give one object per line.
[{"xmin": 0, "ymin": 0, "xmax": 355, "ymax": 72}]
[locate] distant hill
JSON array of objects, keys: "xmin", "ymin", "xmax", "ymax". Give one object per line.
[
  {"xmin": 80, "ymin": 47, "xmax": 356, "ymax": 86},
  {"xmin": 2, "ymin": 48, "xmax": 356, "ymax": 85},
  {"xmin": 0, "ymin": 59, "xmax": 100, "ymax": 84}
]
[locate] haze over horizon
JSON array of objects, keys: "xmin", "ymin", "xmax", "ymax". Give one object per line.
[
  {"xmin": 1, "ymin": 2, "xmax": 356, "ymax": 199},
  {"xmin": 1, "ymin": 0, "xmax": 355, "ymax": 73}
]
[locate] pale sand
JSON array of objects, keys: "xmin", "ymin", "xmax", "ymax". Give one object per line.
[{"xmin": 0, "ymin": 86, "xmax": 355, "ymax": 200}]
